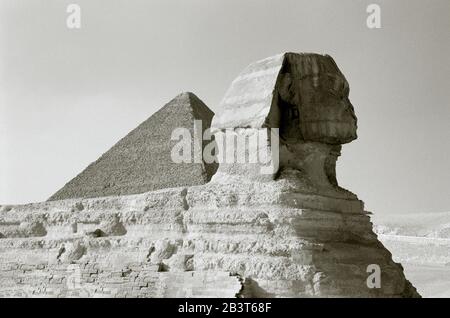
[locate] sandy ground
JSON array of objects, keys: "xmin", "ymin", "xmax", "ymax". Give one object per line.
[
  {"xmin": 403, "ymin": 263, "xmax": 450, "ymax": 298},
  {"xmin": 373, "ymin": 212, "xmax": 450, "ymax": 298}
]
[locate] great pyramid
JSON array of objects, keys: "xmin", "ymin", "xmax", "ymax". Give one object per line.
[{"xmin": 49, "ymin": 92, "xmax": 217, "ymax": 201}]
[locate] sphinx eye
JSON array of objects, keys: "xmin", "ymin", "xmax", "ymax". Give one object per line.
[{"xmin": 327, "ymin": 76, "xmax": 342, "ymax": 97}]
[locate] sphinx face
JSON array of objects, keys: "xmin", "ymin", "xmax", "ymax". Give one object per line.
[
  {"xmin": 298, "ymin": 71, "xmax": 357, "ymax": 144},
  {"xmin": 277, "ymin": 69, "xmax": 357, "ymax": 189},
  {"xmin": 277, "ymin": 56, "xmax": 357, "ymax": 145}
]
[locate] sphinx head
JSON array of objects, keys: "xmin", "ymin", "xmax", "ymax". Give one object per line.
[
  {"xmin": 274, "ymin": 53, "xmax": 357, "ymax": 145},
  {"xmin": 211, "ymin": 53, "xmax": 357, "ymax": 191}
]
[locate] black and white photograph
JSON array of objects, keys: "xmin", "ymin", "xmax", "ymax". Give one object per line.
[{"xmin": 0, "ymin": 0, "xmax": 449, "ymax": 306}]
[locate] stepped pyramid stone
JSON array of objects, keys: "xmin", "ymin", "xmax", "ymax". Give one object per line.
[{"xmin": 49, "ymin": 92, "xmax": 217, "ymax": 201}]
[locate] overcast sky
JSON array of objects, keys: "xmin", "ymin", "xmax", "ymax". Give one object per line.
[{"xmin": 0, "ymin": 0, "xmax": 449, "ymax": 216}]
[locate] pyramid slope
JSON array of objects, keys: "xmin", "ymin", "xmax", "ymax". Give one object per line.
[{"xmin": 49, "ymin": 92, "xmax": 216, "ymax": 201}]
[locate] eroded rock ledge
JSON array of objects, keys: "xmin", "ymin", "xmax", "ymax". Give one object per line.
[{"xmin": 0, "ymin": 170, "xmax": 418, "ymax": 297}]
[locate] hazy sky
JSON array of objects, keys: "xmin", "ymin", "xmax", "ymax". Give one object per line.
[{"xmin": 0, "ymin": 0, "xmax": 449, "ymax": 216}]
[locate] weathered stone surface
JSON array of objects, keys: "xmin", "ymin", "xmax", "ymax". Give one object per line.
[
  {"xmin": 0, "ymin": 175, "xmax": 418, "ymax": 297},
  {"xmin": 49, "ymin": 92, "xmax": 217, "ymax": 201},
  {"xmin": 0, "ymin": 221, "xmax": 47, "ymax": 238}
]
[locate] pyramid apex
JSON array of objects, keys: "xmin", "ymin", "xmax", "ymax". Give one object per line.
[
  {"xmin": 169, "ymin": 91, "xmax": 213, "ymax": 119},
  {"xmin": 176, "ymin": 91, "xmax": 197, "ymax": 99},
  {"xmin": 171, "ymin": 92, "xmax": 205, "ymax": 106}
]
